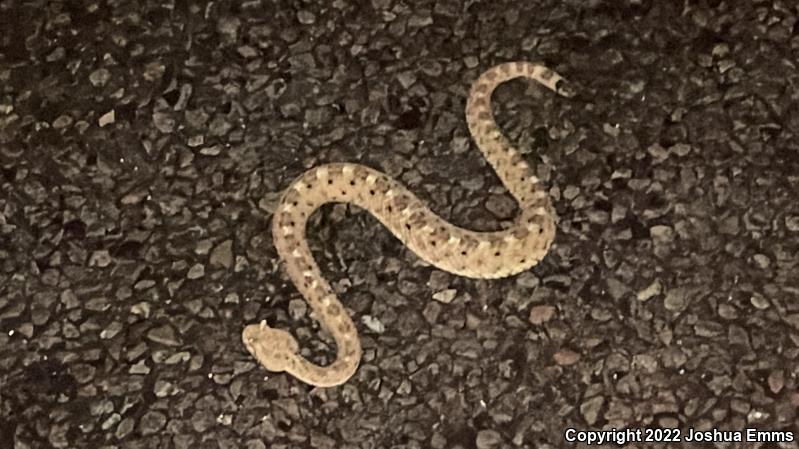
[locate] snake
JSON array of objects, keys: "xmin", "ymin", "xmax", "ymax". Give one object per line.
[{"xmin": 242, "ymin": 62, "xmax": 574, "ymax": 387}]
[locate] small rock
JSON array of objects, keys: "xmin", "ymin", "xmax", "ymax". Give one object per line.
[
  {"xmin": 728, "ymin": 325, "xmax": 749, "ymax": 348},
  {"xmin": 529, "ymin": 305, "xmax": 556, "ymax": 325},
  {"xmin": 154, "ymin": 380, "xmax": 180, "ymax": 398},
  {"xmin": 97, "ymin": 109, "xmax": 116, "ymax": 128},
  {"xmin": 147, "ymin": 324, "xmax": 180, "ymax": 346},
  {"xmin": 663, "ymin": 287, "xmax": 688, "ymax": 311},
  {"xmin": 46, "ymin": 46, "xmax": 65, "ymax": 62},
  {"xmin": 718, "ymin": 215, "xmax": 739, "ymax": 235},
  {"xmin": 422, "ymin": 302, "xmax": 441, "ymax": 324},
  {"xmin": 89, "ymin": 250, "xmax": 112, "ymax": 267},
  {"xmin": 637, "ymin": 280, "xmax": 662, "ymax": 301},
  {"xmin": 554, "ymin": 349, "xmax": 580, "ymax": 366},
  {"xmin": 427, "ymin": 271, "xmax": 451, "ymax": 291},
  {"xmin": 153, "ymin": 112, "xmax": 175, "ymax": 133},
  {"xmin": 71, "ymin": 363, "xmax": 96, "ymax": 383},
  {"xmin": 362, "ymin": 315, "xmax": 385, "ymax": 333},
  {"xmin": 515, "ymin": 272, "xmax": 539, "ymax": 288},
  {"xmin": 650, "ymin": 225, "xmax": 674, "ymax": 242},
  {"xmin": 464, "ymin": 56, "xmax": 479, "ymax": 68},
  {"xmin": 200, "ymin": 145, "xmax": 222, "ymax": 156},
  {"xmin": 747, "ymin": 409, "xmax": 768, "ymax": 424},
  {"xmin": 102, "ymin": 414, "xmax": 121, "ymax": 431},
  {"xmin": 768, "ymin": 370, "xmax": 784, "ymax": 394},
  {"xmin": 115, "ymin": 417, "xmax": 135, "ymax": 439},
  {"xmin": 61, "ymin": 289, "xmax": 80, "ymax": 309},
  {"xmin": 603, "ymin": 122, "xmax": 621, "ymax": 137},
  {"xmin": 430, "ymin": 432, "xmax": 447, "ymax": 449},
  {"xmin": 187, "ymin": 263, "xmax": 205, "ymax": 279},
  {"xmin": 752, "ymin": 253, "xmax": 770, "ymax": 268},
  {"xmin": 52, "ymin": 115, "xmax": 73, "ymax": 129},
  {"xmin": 209, "ymin": 114, "xmax": 232, "ymax": 136},
  {"xmin": 17, "ymin": 322, "xmax": 34, "ymax": 338},
  {"xmin": 89, "ymin": 68, "xmax": 111, "ymax": 86},
  {"xmin": 476, "ymin": 429, "xmax": 502, "ymax": 449},
  {"xmin": 258, "ymin": 191, "xmax": 282, "ymax": 214},
  {"xmin": 694, "ymin": 320, "xmax": 723, "ymax": 337},
  {"xmin": 459, "ymin": 176, "xmax": 484, "ymax": 191},
  {"xmin": 660, "ymin": 347, "xmax": 687, "ymax": 369},
  {"xmin": 580, "ymin": 396, "xmax": 604, "ymax": 425},
  {"xmin": 718, "ymin": 303, "xmax": 738, "ymax": 320},
  {"xmin": 216, "ymin": 16, "xmax": 241, "ymax": 40},
  {"xmin": 100, "ymin": 321, "xmax": 123, "ymax": 339},
  {"xmin": 647, "ymin": 143, "xmax": 669, "ymax": 160},
  {"xmin": 120, "ymin": 189, "xmax": 147, "ymax": 205},
  {"xmin": 138, "ymin": 410, "xmax": 167, "ymax": 436},
  {"xmin": 396, "ymin": 70, "xmax": 417, "ymax": 89},
  {"xmin": 432, "ymin": 289, "xmax": 457, "ymax": 304},
  {"xmin": 485, "ymin": 194, "xmax": 516, "ymax": 220},
  {"xmin": 563, "ymin": 185, "xmax": 580, "ymax": 200},
  {"xmin": 31, "ymin": 307, "xmax": 50, "ymax": 325},
  {"xmin": 131, "ymin": 301, "xmax": 151, "ymax": 318},
  {"xmin": 288, "ymin": 299, "xmax": 307, "ymax": 320},
  {"xmin": 669, "ymin": 143, "xmax": 692, "ymax": 156},
  {"xmin": 210, "ymin": 240, "xmax": 233, "ymax": 269},
  {"xmin": 237, "ymin": 45, "xmax": 258, "ymax": 58},
  {"xmin": 195, "ymin": 239, "xmax": 214, "ymax": 255},
  {"xmin": 605, "ymin": 277, "xmax": 628, "ymax": 300},
  {"xmin": 310, "ymin": 430, "xmax": 335, "ymax": 449},
  {"xmin": 786, "ymin": 215, "xmax": 799, "ymax": 232},
  {"xmin": 586, "ymin": 209, "xmax": 609, "ymax": 225},
  {"xmin": 129, "ymin": 360, "xmax": 150, "ymax": 375},
  {"xmin": 143, "ymin": 61, "xmax": 165, "ymax": 82},
  {"xmin": 297, "ymin": 10, "xmax": 316, "ymax": 24},
  {"xmin": 750, "ymin": 293, "xmax": 769, "ymax": 310},
  {"xmin": 632, "ymin": 354, "xmax": 658, "ymax": 373},
  {"xmin": 185, "ymin": 109, "xmax": 209, "ymax": 128}
]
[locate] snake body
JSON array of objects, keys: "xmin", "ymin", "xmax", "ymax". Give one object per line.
[{"xmin": 243, "ymin": 62, "xmax": 573, "ymax": 387}]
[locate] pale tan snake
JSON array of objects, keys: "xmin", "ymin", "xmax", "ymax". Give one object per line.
[{"xmin": 243, "ymin": 62, "xmax": 574, "ymax": 387}]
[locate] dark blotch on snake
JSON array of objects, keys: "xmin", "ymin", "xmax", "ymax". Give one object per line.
[{"xmin": 327, "ymin": 303, "xmax": 341, "ymax": 316}]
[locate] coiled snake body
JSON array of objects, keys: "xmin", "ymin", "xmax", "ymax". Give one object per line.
[{"xmin": 243, "ymin": 62, "xmax": 573, "ymax": 387}]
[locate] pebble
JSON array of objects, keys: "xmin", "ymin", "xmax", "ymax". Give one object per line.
[
  {"xmin": 432, "ymin": 288, "xmax": 457, "ymax": 304},
  {"xmin": 146, "ymin": 324, "xmax": 181, "ymax": 346},
  {"xmin": 288, "ymin": 298, "xmax": 307, "ymax": 320},
  {"xmin": 580, "ymin": 396, "xmax": 604, "ymax": 425},
  {"xmin": 637, "ymin": 280, "xmax": 662, "ymax": 301},
  {"xmin": 297, "ymin": 10, "xmax": 316, "ymax": 24},
  {"xmin": 515, "ymin": 272, "xmax": 539, "ymax": 288},
  {"xmin": 750, "ymin": 293, "xmax": 770, "ymax": 310},
  {"xmin": 786, "ymin": 215, "xmax": 799, "ymax": 232},
  {"xmin": 187, "ymin": 263, "xmax": 205, "ymax": 279},
  {"xmin": 475, "ymin": 430, "xmax": 503, "ymax": 448},
  {"xmin": 138, "ymin": 411, "xmax": 167, "ymax": 436},
  {"xmin": 650, "ymin": 225, "xmax": 674, "ymax": 242},
  {"xmin": 528, "ymin": 305, "xmax": 556, "ymax": 325},
  {"xmin": 484, "ymin": 194, "xmax": 516, "ymax": 219},
  {"xmin": 663, "ymin": 287, "xmax": 688, "ymax": 311},
  {"xmin": 553, "ymin": 350, "xmax": 580, "ymax": 366},
  {"xmin": 361, "ymin": 315, "xmax": 386, "ymax": 333}
]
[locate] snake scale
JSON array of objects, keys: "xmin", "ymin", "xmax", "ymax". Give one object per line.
[{"xmin": 243, "ymin": 62, "xmax": 574, "ymax": 387}]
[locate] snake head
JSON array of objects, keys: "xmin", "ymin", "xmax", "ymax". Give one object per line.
[
  {"xmin": 242, "ymin": 320, "xmax": 300, "ymax": 373},
  {"xmin": 554, "ymin": 79, "xmax": 577, "ymax": 98}
]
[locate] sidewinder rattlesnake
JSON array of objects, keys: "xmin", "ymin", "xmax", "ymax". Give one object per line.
[{"xmin": 243, "ymin": 62, "xmax": 574, "ymax": 387}]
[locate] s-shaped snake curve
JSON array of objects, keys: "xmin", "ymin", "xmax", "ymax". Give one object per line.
[{"xmin": 243, "ymin": 62, "xmax": 574, "ymax": 387}]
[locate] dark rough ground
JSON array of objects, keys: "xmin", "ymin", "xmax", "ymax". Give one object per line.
[{"xmin": 1, "ymin": 0, "xmax": 799, "ymax": 448}]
